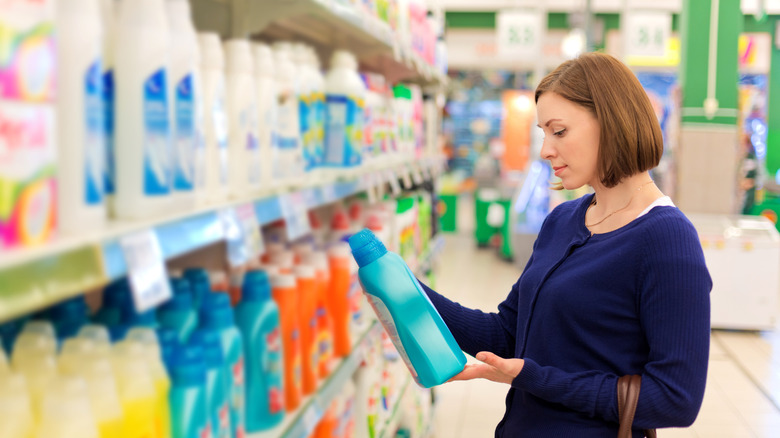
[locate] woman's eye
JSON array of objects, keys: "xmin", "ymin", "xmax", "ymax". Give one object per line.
[{"xmin": 553, "ymin": 128, "xmax": 566, "ymax": 137}]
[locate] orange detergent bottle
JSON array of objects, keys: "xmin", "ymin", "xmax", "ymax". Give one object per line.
[
  {"xmin": 327, "ymin": 242, "xmax": 352, "ymax": 357},
  {"xmin": 270, "ymin": 273, "xmax": 302, "ymax": 411},
  {"xmin": 302, "ymin": 251, "xmax": 334, "ymax": 379},
  {"xmin": 294, "ymin": 264, "xmax": 319, "ymax": 396}
]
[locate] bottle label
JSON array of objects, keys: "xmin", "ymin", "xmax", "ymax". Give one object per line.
[
  {"xmin": 277, "ymin": 92, "xmax": 299, "ymax": 150},
  {"xmin": 84, "ymin": 58, "xmax": 104, "ymax": 205},
  {"xmin": 230, "ymin": 355, "xmax": 245, "ymax": 437},
  {"xmin": 365, "ymin": 294, "xmax": 418, "ymax": 381},
  {"xmin": 239, "ymin": 103, "xmax": 261, "ymax": 184},
  {"xmin": 200, "ymin": 422, "xmax": 213, "ymax": 438},
  {"xmin": 143, "ymin": 68, "xmax": 171, "ymax": 196},
  {"xmin": 265, "ymin": 328, "xmax": 285, "ymax": 414},
  {"xmin": 299, "ymin": 94, "xmax": 312, "ymax": 169},
  {"xmin": 217, "ymin": 401, "xmax": 231, "ymax": 438},
  {"xmin": 103, "ymin": 68, "xmax": 115, "ymax": 195},
  {"xmin": 313, "ymin": 92, "xmax": 325, "ymax": 167},
  {"xmin": 325, "ymin": 94, "xmax": 363, "ymax": 167},
  {"xmin": 213, "ymin": 80, "xmax": 229, "ymax": 186},
  {"xmin": 291, "ymin": 329, "xmax": 303, "ymax": 391},
  {"xmin": 173, "ymin": 74, "xmax": 195, "ymax": 192},
  {"xmin": 316, "ymin": 307, "xmax": 333, "ymax": 374}
]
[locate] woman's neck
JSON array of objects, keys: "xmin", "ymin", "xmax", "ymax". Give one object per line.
[{"xmin": 590, "ymin": 172, "xmax": 655, "ymax": 213}]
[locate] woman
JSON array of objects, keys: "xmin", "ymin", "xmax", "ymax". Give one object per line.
[{"xmin": 421, "ymin": 52, "xmax": 711, "ymax": 436}]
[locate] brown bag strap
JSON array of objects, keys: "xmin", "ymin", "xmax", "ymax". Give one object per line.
[{"xmin": 617, "ymin": 375, "xmax": 657, "ymax": 438}]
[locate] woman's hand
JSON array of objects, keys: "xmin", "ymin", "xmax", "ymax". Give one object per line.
[{"xmin": 448, "ymin": 351, "xmax": 525, "ymax": 385}]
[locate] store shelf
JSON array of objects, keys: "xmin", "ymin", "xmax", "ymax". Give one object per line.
[
  {"xmin": 378, "ymin": 375, "xmax": 413, "ymax": 438},
  {"xmin": 248, "ymin": 320, "xmax": 382, "ymax": 438},
  {"xmin": 189, "ymin": 0, "xmax": 446, "ymax": 87}
]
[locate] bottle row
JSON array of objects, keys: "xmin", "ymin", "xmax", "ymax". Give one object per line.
[
  {"xmin": 0, "ymin": 0, "xmax": 442, "ymax": 252},
  {"xmin": 0, "ymin": 191, "xmax": 439, "ymax": 438}
]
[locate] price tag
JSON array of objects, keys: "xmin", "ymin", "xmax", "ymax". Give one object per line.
[
  {"xmin": 386, "ymin": 170, "xmax": 402, "ymax": 195},
  {"xmin": 623, "ymin": 12, "xmax": 671, "ymax": 58},
  {"xmin": 302, "ymin": 404, "xmax": 323, "ymax": 435},
  {"xmin": 280, "ymin": 192, "xmax": 312, "ymax": 241},
  {"xmin": 320, "ymin": 183, "xmax": 337, "ymax": 204},
  {"xmin": 120, "ymin": 229, "xmax": 172, "ymax": 313},
  {"xmin": 219, "ymin": 207, "xmax": 247, "ymax": 267},
  {"xmin": 496, "ymin": 10, "xmax": 543, "ymax": 58},
  {"xmin": 235, "ymin": 204, "xmax": 264, "ymax": 261}
]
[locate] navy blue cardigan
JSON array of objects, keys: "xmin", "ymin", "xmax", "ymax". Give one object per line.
[{"xmin": 422, "ymin": 194, "xmax": 712, "ymax": 437}]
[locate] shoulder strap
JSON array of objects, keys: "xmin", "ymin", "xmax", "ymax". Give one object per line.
[{"xmin": 617, "ymin": 375, "xmax": 657, "ymax": 438}]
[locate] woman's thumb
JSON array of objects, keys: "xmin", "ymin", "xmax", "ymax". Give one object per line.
[{"xmin": 476, "ymin": 351, "xmax": 499, "ymax": 367}]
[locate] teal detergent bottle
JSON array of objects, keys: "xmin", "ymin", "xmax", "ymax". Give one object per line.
[
  {"xmin": 235, "ymin": 270, "xmax": 285, "ymax": 432},
  {"xmin": 94, "ymin": 279, "xmax": 131, "ymax": 327},
  {"xmin": 191, "ymin": 329, "xmax": 232, "ymax": 438},
  {"xmin": 169, "ymin": 343, "xmax": 211, "ymax": 438},
  {"xmin": 159, "ymin": 278, "xmax": 199, "ymax": 343},
  {"xmin": 200, "ymin": 292, "xmax": 245, "ymax": 437},
  {"xmin": 49, "ymin": 296, "xmax": 90, "ymax": 341},
  {"xmin": 348, "ymin": 229, "xmax": 466, "ymax": 388},
  {"xmin": 184, "ymin": 268, "xmax": 212, "ymax": 309}
]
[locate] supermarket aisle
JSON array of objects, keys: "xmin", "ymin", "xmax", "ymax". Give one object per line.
[{"xmin": 430, "ymin": 232, "xmax": 780, "ymax": 437}]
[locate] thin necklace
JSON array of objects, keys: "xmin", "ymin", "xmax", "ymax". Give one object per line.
[{"xmin": 585, "ymin": 180, "xmax": 655, "ymax": 229}]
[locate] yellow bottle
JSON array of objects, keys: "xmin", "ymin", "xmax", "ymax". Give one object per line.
[
  {"xmin": 112, "ymin": 342, "xmax": 158, "ymax": 438},
  {"xmin": 11, "ymin": 332, "xmax": 58, "ymax": 420},
  {"xmin": 77, "ymin": 325, "xmax": 114, "ymax": 360},
  {"xmin": 126, "ymin": 329, "xmax": 172, "ymax": 438},
  {"xmin": 60, "ymin": 338, "xmax": 124, "ymax": 438},
  {"xmin": 35, "ymin": 375, "xmax": 99, "ymax": 438},
  {"xmin": 0, "ymin": 372, "xmax": 35, "ymax": 438},
  {"xmin": 0, "ymin": 346, "xmax": 8, "ymax": 375}
]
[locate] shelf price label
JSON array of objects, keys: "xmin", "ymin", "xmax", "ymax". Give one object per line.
[
  {"xmin": 623, "ymin": 12, "xmax": 671, "ymax": 58},
  {"xmin": 280, "ymin": 192, "xmax": 312, "ymax": 241},
  {"xmin": 496, "ymin": 10, "xmax": 543, "ymax": 58},
  {"xmin": 236, "ymin": 203, "xmax": 264, "ymax": 262},
  {"xmin": 120, "ymin": 229, "xmax": 172, "ymax": 313},
  {"xmin": 219, "ymin": 207, "xmax": 247, "ymax": 267}
]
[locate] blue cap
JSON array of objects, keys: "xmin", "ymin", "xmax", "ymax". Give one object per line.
[
  {"xmin": 108, "ymin": 324, "xmax": 130, "ymax": 342},
  {"xmin": 242, "ymin": 270, "xmax": 271, "ymax": 302},
  {"xmin": 190, "ymin": 329, "xmax": 224, "ymax": 369},
  {"xmin": 348, "ymin": 228, "xmax": 387, "ymax": 268},
  {"xmin": 160, "ymin": 288, "xmax": 193, "ymax": 312},
  {"xmin": 50, "ymin": 296, "xmax": 89, "ymax": 339},
  {"xmin": 103, "ymin": 279, "xmax": 131, "ymax": 309},
  {"xmin": 156, "ymin": 328, "xmax": 180, "ymax": 367},
  {"xmin": 169, "ymin": 343, "xmax": 207, "ymax": 386},
  {"xmin": 183, "ymin": 268, "xmax": 211, "ymax": 306},
  {"xmin": 199, "ymin": 293, "xmax": 234, "ymax": 329}
]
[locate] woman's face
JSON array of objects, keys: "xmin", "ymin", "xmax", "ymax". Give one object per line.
[{"xmin": 536, "ymin": 92, "xmax": 601, "ymax": 190}]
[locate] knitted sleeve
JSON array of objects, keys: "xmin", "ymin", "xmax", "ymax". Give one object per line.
[
  {"xmin": 418, "ymin": 278, "xmax": 519, "ymax": 359},
  {"xmin": 511, "ymin": 214, "xmax": 711, "ymax": 428}
]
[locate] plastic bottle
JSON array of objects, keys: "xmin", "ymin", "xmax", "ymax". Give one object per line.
[
  {"xmin": 328, "ymin": 242, "xmax": 353, "ymax": 357},
  {"xmin": 307, "ymin": 47, "xmax": 327, "ymax": 180},
  {"xmin": 330, "ymin": 207, "xmax": 353, "ymax": 245},
  {"xmin": 301, "ymin": 251, "xmax": 334, "ymax": 379},
  {"xmin": 292, "ymin": 43, "xmax": 316, "ymax": 174},
  {"xmin": 235, "ymin": 270, "xmax": 284, "ymax": 432},
  {"xmin": 253, "ymin": 43, "xmax": 278, "ymax": 190},
  {"xmin": 168, "ymin": 344, "xmax": 210, "ymax": 438},
  {"xmin": 334, "ymin": 379, "xmax": 356, "ymax": 438},
  {"xmin": 198, "ymin": 32, "xmax": 229, "ymax": 205},
  {"xmin": 166, "ymin": 0, "xmax": 201, "ymax": 210},
  {"xmin": 49, "ymin": 296, "xmax": 90, "ymax": 341},
  {"xmin": 0, "ymin": 348, "xmax": 7, "ymax": 375},
  {"xmin": 270, "ymin": 274, "xmax": 302, "ymax": 412},
  {"xmin": 112, "ymin": 340, "xmax": 168, "ymax": 438},
  {"xmin": 393, "ymin": 84, "xmax": 413, "ymax": 161},
  {"xmin": 114, "ymin": 0, "xmax": 174, "ymax": 220},
  {"xmin": 77, "ymin": 325, "xmax": 114, "ymax": 360},
  {"xmin": 95, "ymin": 279, "xmax": 132, "ymax": 327},
  {"xmin": 125, "ymin": 327, "xmax": 173, "ymax": 438},
  {"xmin": 199, "ymin": 293, "xmax": 245, "ymax": 437},
  {"xmin": 353, "ymin": 335, "xmax": 382, "ymax": 438},
  {"xmin": 272, "ymin": 43, "xmax": 304, "ymax": 186},
  {"xmin": 0, "ymin": 373, "xmax": 35, "ymax": 438},
  {"xmin": 270, "ymin": 250, "xmax": 295, "ymax": 274},
  {"xmin": 56, "ymin": 0, "xmax": 106, "ymax": 233},
  {"xmin": 158, "ymin": 278, "xmax": 198, "ymax": 343},
  {"xmin": 59, "ymin": 338, "xmax": 124, "ymax": 438},
  {"xmin": 224, "ymin": 39, "xmax": 262, "ymax": 198},
  {"xmin": 11, "ymin": 331, "xmax": 58, "ymax": 419},
  {"xmin": 98, "ymin": 0, "xmax": 117, "ymax": 215},
  {"xmin": 190, "ymin": 330, "xmax": 231, "ymax": 438},
  {"xmin": 324, "ymin": 50, "xmax": 365, "ymax": 169},
  {"xmin": 349, "ymin": 229, "xmax": 466, "ymax": 387},
  {"xmin": 290, "ymin": 240, "xmax": 314, "ymax": 263},
  {"xmin": 35, "ymin": 375, "xmax": 99, "ymax": 438},
  {"xmin": 183, "ymin": 268, "xmax": 212, "ymax": 310},
  {"xmin": 294, "ymin": 265, "xmax": 319, "ymax": 395}
]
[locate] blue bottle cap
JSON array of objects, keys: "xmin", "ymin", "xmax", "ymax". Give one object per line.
[
  {"xmin": 349, "ymin": 228, "xmax": 387, "ymax": 268},
  {"xmin": 156, "ymin": 328, "xmax": 180, "ymax": 367},
  {"xmin": 103, "ymin": 278, "xmax": 131, "ymax": 309},
  {"xmin": 170, "ymin": 277, "xmax": 193, "ymax": 297},
  {"xmin": 242, "ymin": 270, "xmax": 271, "ymax": 302},
  {"xmin": 108, "ymin": 324, "xmax": 130, "ymax": 342},
  {"xmin": 199, "ymin": 292, "xmax": 235, "ymax": 329},
  {"xmin": 160, "ymin": 289, "xmax": 193, "ymax": 312},
  {"xmin": 169, "ymin": 343, "xmax": 207, "ymax": 386},
  {"xmin": 190, "ymin": 329, "xmax": 225, "ymax": 369},
  {"xmin": 183, "ymin": 268, "xmax": 211, "ymax": 305}
]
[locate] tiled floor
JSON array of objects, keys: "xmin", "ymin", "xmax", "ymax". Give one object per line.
[{"xmin": 429, "ymin": 231, "xmax": 780, "ymax": 437}]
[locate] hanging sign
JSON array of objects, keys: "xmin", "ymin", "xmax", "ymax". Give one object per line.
[
  {"xmin": 496, "ymin": 10, "xmax": 543, "ymax": 58},
  {"xmin": 623, "ymin": 12, "xmax": 671, "ymax": 58}
]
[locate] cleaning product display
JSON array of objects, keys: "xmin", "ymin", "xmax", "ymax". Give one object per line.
[
  {"xmin": 253, "ymin": 43, "xmax": 279, "ymax": 190},
  {"xmin": 349, "ymin": 228, "xmax": 465, "ymax": 388},
  {"xmin": 324, "ymin": 50, "xmax": 366, "ymax": 169},
  {"xmin": 198, "ymin": 32, "xmax": 229, "ymax": 206},
  {"xmin": 272, "ymin": 43, "xmax": 304, "ymax": 185}
]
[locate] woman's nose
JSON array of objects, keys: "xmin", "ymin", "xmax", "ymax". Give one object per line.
[{"xmin": 540, "ymin": 138, "xmax": 555, "ymax": 160}]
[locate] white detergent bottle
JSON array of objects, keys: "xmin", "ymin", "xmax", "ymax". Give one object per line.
[
  {"xmin": 0, "ymin": 373, "xmax": 35, "ymax": 438},
  {"xmin": 35, "ymin": 375, "xmax": 99, "ymax": 438},
  {"xmin": 165, "ymin": 0, "xmax": 200, "ymax": 211},
  {"xmin": 253, "ymin": 43, "xmax": 278, "ymax": 190},
  {"xmin": 272, "ymin": 43, "xmax": 304, "ymax": 187},
  {"xmin": 114, "ymin": 0, "xmax": 174, "ymax": 220},
  {"xmin": 307, "ymin": 47, "xmax": 327, "ymax": 183},
  {"xmin": 292, "ymin": 43, "xmax": 316, "ymax": 177},
  {"xmin": 325, "ymin": 50, "xmax": 365, "ymax": 174},
  {"xmin": 224, "ymin": 39, "xmax": 262, "ymax": 198},
  {"xmin": 56, "ymin": 0, "xmax": 106, "ymax": 233},
  {"xmin": 99, "ymin": 0, "xmax": 118, "ymax": 216},
  {"xmin": 198, "ymin": 33, "xmax": 230, "ymax": 205}
]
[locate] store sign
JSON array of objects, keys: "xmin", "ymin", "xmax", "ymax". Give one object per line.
[
  {"xmin": 496, "ymin": 10, "xmax": 543, "ymax": 58},
  {"xmin": 120, "ymin": 229, "xmax": 172, "ymax": 313},
  {"xmin": 739, "ymin": 33, "xmax": 772, "ymax": 74},
  {"xmin": 623, "ymin": 12, "xmax": 671, "ymax": 58}
]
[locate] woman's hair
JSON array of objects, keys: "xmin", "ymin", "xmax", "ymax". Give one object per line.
[{"xmin": 535, "ymin": 52, "xmax": 663, "ymax": 188}]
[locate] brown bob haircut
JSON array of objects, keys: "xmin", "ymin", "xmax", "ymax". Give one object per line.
[{"xmin": 535, "ymin": 52, "xmax": 664, "ymax": 188}]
